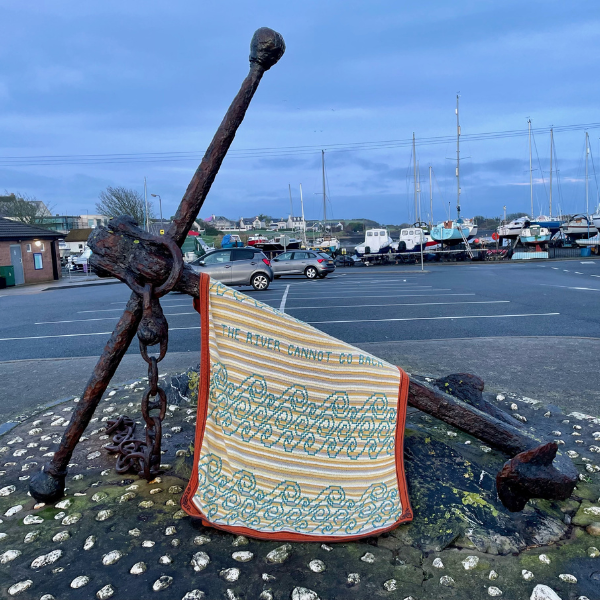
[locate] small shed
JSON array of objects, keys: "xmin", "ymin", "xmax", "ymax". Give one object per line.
[{"xmin": 0, "ymin": 218, "xmax": 62, "ymax": 285}]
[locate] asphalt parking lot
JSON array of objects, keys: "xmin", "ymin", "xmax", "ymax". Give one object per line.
[{"xmin": 1, "ymin": 259, "xmax": 599, "ymax": 423}]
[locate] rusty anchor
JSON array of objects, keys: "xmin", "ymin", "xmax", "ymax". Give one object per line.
[{"xmin": 29, "ymin": 27, "xmax": 577, "ymax": 514}]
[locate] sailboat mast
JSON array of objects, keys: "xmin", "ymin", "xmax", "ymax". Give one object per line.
[
  {"xmin": 586, "ymin": 131, "xmax": 589, "ymax": 215},
  {"xmin": 299, "ymin": 183, "xmax": 307, "ymax": 247},
  {"xmin": 429, "ymin": 165, "xmax": 433, "ymax": 228},
  {"xmin": 321, "ymin": 150, "xmax": 327, "ymax": 231},
  {"xmin": 456, "ymin": 95, "xmax": 461, "ymax": 219},
  {"xmin": 549, "ymin": 128, "xmax": 553, "ymax": 218},
  {"xmin": 413, "ymin": 133, "xmax": 418, "ymax": 222},
  {"xmin": 288, "ymin": 183, "xmax": 294, "ymax": 219},
  {"xmin": 528, "ymin": 119, "xmax": 533, "ymax": 217}
]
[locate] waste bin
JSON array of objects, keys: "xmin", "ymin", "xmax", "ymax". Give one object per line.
[
  {"xmin": 581, "ymin": 247, "xmax": 592, "ymax": 257},
  {"xmin": 0, "ymin": 266, "xmax": 15, "ymax": 287},
  {"xmin": 0, "ymin": 277, "xmax": 6, "ymax": 289}
]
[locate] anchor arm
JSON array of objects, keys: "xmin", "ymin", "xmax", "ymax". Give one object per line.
[{"xmin": 408, "ymin": 379, "xmax": 577, "ymax": 511}]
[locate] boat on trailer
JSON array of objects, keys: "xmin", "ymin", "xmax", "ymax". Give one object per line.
[
  {"xmin": 354, "ymin": 228, "xmax": 393, "ymax": 256},
  {"xmin": 560, "ymin": 215, "xmax": 598, "ymax": 240}
]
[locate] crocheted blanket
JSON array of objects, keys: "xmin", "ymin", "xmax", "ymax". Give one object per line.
[{"xmin": 181, "ymin": 273, "xmax": 412, "ymax": 541}]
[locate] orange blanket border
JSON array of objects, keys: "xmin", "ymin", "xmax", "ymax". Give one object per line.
[{"xmin": 181, "ymin": 273, "xmax": 413, "ymax": 541}]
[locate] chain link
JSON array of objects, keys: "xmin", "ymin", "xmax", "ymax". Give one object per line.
[{"xmin": 106, "ymin": 284, "xmax": 170, "ymax": 480}]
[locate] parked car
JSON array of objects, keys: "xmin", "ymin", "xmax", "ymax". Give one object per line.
[
  {"xmin": 271, "ymin": 250, "xmax": 336, "ymax": 279},
  {"xmin": 189, "ymin": 247, "xmax": 273, "ymax": 290}
]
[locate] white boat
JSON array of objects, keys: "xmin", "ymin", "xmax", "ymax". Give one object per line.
[
  {"xmin": 497, "ymin": 216, "xmax": 530, "ymax": 239},
  {"xmin": 519, "ymin": 224, "xmax": 552, "ymax": 246},
  {"xmin": 355, "ymin": 228, "xmax": 393, "ymax": 255},
  {"xmin": 392, "ymin": 225, "xmax": 440, "ymax": 253},
  {"xmin": 575, "ymin": 234, "xmax": 600, "ymax": 246},
  {"xmin": 560, "ymin": 215, "xmax": 598, "ymax": 240},
  {"xmin": 314, "ymin": 234, "xmax": 340, "ymax": 253},
  {"xmin": 592, "ymin": 208, "xmax": 600, "ymax": 230},
  {"xmin": 430, "ymin": 96, "xmax": 478, "ymax": 246}
]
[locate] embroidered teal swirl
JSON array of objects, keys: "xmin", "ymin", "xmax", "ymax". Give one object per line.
[
  {"xmin": 208, "ymin": 362, "xmax": 396, "ymax": 460},
  {"xmin": 195, "ymin": 453, "xmax": 402, "ymax": 535}
]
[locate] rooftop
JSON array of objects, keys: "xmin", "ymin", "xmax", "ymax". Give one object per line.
[{"xmin": 0, "ymin": 217, "xmax": 62, "ymax": 241}]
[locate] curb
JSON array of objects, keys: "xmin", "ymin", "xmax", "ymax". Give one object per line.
[{"xmin": 42, "ymin": 279, "xmax": 122, "ymax": 291}]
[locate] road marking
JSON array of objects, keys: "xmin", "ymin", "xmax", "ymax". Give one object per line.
[
  {"xmin": 581, "ymin": 261, "xmax": 595, "ymax": 264},
  {"xmin": 540, "ymin": 284, "xmax": 600, "ymax": 291},
  {"xmin": 563, "ymin": 270, "xmax": 569, "ymax": 272},
  {"xmin": 307, "ymin": 313, "xmax": 560, "ymax": 325},
  {"xmin": 551, "ymin": 267, "xmax": 559, "ymax": 269},
  {"xmin": 287, "ymin": 300, "xmax": 509, "ymax": 310},
  {"xmin": 35, "ymin": 311, "xmax": 200, "ymax": 325},
  {"xmin": 0, "ymin": 326, "xmax": 202, "ymax": 342},
  {"xmin": 575, "ymin": 272, "xmax": 584, "ymax": 274},
  {"xmin": 279, "ymin": 285, "xmax": 290, "ymax": 313},
  {"xmin": 285, "ymin": 292, "xmax": 463, "ymax": 300},
  {"xmin": 591, "ymin": 275, "xmax": 600, "ymax": 278},
  {"xmin": 78, "ymin": 303, "xmax": 190, "ymax": 313}
]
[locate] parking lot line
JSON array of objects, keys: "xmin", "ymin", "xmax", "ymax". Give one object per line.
[
  {"xmin": 284, "ymin": 292, "xmax": 465, "ymax": 300},
  {"xmin": 286, "ymin": 300, "xmax": 509, "ymax": 310},
  {"xmin": 307, "ymin": 312, "xmax": 560, "ymax": 325},
  {"xmin": 279, "ymin": 285, "xmax": 290, "ymax": 313},
  {"xmin": 78, "ymin": 303, "xmax": 190, "ymax": 313}
]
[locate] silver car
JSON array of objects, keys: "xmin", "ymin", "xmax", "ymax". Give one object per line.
[
  {"xmin": 271, "ymin": 250, "xmax": 336, "ymax": 279},
  {"xmin": 190, "ymin": 247, "xmax": 273, "ymax": 290}
]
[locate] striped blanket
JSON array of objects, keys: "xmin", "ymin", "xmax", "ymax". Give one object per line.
[{"xmin": 181, "ymin": 273, "xmax": 412, "ymax": 541}]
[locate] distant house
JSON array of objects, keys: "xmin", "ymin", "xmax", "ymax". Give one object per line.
[
  {"xmin": 287, "ymin": 215, "xmax": 306, "ymax": 231},
  {"xmin": 78, "ymin": 214, "xmax": 110, "ymax": 229},
  {"xmin": 269, "ymin": 219, "xmax": 288, "ymax": 231},
  {"xmin": 0, "ymin": 217, "xmax": 62, "ymax": 285},
  {"xmin": 62, "ymin": 228, "xmax": 93, "ymax": 256},
  {"xmin": 205, "ymin": 215, "xmax": 236, "ymax": 231},
  {"xmin": 239, "ymin": 217, "xmax": 266, "ymax": 231}
]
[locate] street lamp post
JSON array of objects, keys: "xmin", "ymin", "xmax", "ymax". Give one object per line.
[{"xmin": 151, "ymin": 194, "xmax": 163, "ymax": 223}]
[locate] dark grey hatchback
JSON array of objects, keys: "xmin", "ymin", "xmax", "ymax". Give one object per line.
[{"xmin": 189, "ymin": 247, "xmax": 273, "ymax": 290}]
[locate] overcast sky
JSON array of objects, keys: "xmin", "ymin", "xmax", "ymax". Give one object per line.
[{"xmin": 1, "ymin": 0, "xmax": 599, "ymax": 225}]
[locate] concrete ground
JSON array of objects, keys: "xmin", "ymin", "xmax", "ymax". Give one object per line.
[{"xmin": 1, "ymin": 259, "xmax": 600, "ymax": 425}]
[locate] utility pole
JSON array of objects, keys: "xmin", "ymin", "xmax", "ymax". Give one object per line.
[
  {"xmin": 549, "ymin": 128, "xmax": 553, "ymax": 218},
  {"xmin": 456, "ymin": 95, "xmax": 461, "ymax": 220},
  {"xmin": 528, "ymin": 119, "xmax": 533, "ymax": 218},
  {"xmin": 412, "ymin": 133, "xmax": 418, "ymax": 222},
  {"xmin": 322, "ymin": 150, "xmax": 327, "ymax": 232}
]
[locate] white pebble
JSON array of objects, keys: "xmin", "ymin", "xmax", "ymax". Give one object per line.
[
  {"xmin": 52, "ymin": 531, "xmax": 70, "ymax": 542},
  {"xmin": 308, "ymin": 559, "xmax": 326, "ymax": 573},
  {"xmin": 462, "ymin": 555, "xmax": 479, "ymax": 570},
  {"xmin": 432, "ymin": 557, "xmax": 444, "ymax": 568},
  {"xmin": 1, "ymin": 549, "xmax": 21, "ymax": 564},
  {"xmin": 220, "ymin": 568, "xmax": 240, "ymax": 582},
  {"xmin": 83, "ymin": 535, "xmax": 96, "ymax": 550},
  {"xmin": 360, "ymin": 552, "xmax": 375, "ymax": 563},
  {"xmin": 558, "ymin": 574, "xmax": 577, "ymax": 583},
  {"xmin": 191, "ymin": 551, "xmax": 210, "ymax": 572},
  {"xmin": 232, "ymin": 551, "xmax": 254, "ymax": 562},
  {"xmin": 102, "ymin": 550, "xmax": 122, "ymax": 565},
  {"xmin": 522, "ymin": 569, "xmax": 534, "ymax": 581},
  {"xmin": 130, "ymin": 561, "xmax": 146, "ymax": 574},
  {"xmin": 539, "ymin": 554, "xmax": 551, "ymax": 564},
  {"xmin": 152, "ymin": 576, "xmax": 173, "ymax": 592},
  {"xmin": 530, "ymin": 585, "xmax": 563, "ymax": 600},
  {"xmin": 488, "ymin": 587, "xmax": 502, "ymax": 597},
  {"xmin": 96, "ymin": 584, "xmax": 115, "ymax": 599},
  {"xmin": 8, "ymin": 580, "xmax": 33, "ymax": 596},
  {"xmin": 71, "ymin": 576, "xmax": 90, "ymax": 589}
]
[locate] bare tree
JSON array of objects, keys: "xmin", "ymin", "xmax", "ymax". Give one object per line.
[
  {"xmin": 96, "ymin": 186, "xmax": 154, "ymax": 226},
  {"xmin": 0, "ymin": 191, "xmax": 54, "ymax": 227}
]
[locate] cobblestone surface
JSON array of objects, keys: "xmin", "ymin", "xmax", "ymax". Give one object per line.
[{"xmin": 0, "ymin": 369, "xmax": 599, "ymax": 599}]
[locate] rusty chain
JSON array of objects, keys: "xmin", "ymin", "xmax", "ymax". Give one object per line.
[{"xmin": 106, "ymin": 237, "xmax": 183, "ymax": 480}]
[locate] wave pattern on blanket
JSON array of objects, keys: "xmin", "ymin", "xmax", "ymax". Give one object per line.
[{"xmin": 182, "ymin": 275, "xmax": 412, "ymax": 541}]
